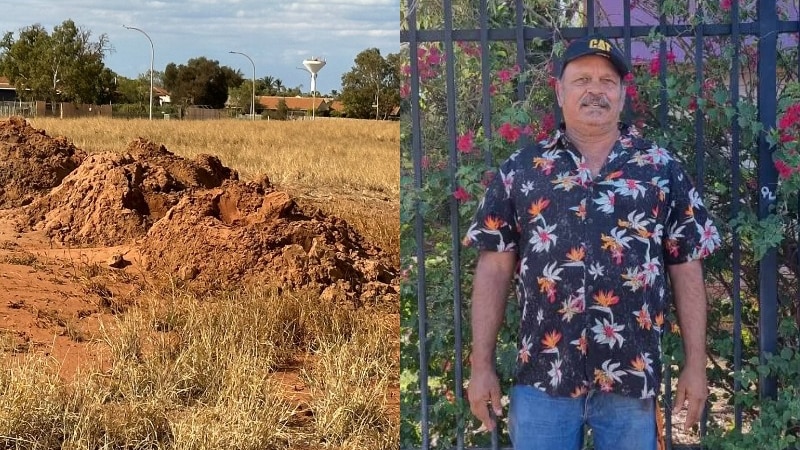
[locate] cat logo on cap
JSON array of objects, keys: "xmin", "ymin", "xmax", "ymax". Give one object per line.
[{"xmin": 589, "ymin": 39, "xmax": 612, "ymax": 52}]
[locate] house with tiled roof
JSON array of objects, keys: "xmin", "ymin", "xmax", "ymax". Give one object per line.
[{"xmin": 153, "ymin": 87, "xmax": 171, "ymax": 105}]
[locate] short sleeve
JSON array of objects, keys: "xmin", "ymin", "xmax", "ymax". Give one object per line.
[
  {"xmin": 462, "ymin": 158, "xmax": 520, "ymax": 253},
  {"xmin": 662, "ymin": 162, "xmax": 721, "ymax": 265}
]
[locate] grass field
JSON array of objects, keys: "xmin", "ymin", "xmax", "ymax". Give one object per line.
[{"xmin": 0, "ymin": 117, "xmax": 399, "ymax": 449}]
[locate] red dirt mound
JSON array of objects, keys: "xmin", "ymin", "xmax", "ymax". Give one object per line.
[
  {"xmin": 139, "ymin": 178, "xmax": 398, "ymax": 305},
  {"xmin": 19, "ymin": 138, "xmax": 238, "ymax": 246},
  {"xmin": 0, "ymin": 116, "xmax": 86, "ymax": 209}
]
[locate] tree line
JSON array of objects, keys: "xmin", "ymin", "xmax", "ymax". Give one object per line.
[{"xmin": 0, "ymin": 20, "xmax": 401, "ymax": 119}]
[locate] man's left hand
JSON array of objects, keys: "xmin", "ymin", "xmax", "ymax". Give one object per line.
[{"xmin": 673, "ymin": 364, "xmax": 708, "ymax": 431}]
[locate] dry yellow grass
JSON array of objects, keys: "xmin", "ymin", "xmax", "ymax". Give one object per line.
[
  {"xmin": 28, "ymin": 117, "xmax": 399, "ymax": 196},
  {"xmin": 0, "ymin": 287, "xmax": 399, "ymax": 449}
]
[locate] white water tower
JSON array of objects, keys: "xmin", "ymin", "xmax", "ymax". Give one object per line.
[{"xmin": 302, "ymin": 57, "xmax": 326, "ymax": 119}]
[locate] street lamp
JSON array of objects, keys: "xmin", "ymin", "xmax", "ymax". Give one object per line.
[
  {"xmin": 123, "ymin": 25, "xmax": 154, "ymax": 120},
  {"xmin": 230, "ymin": 51, "xmax": 255, "ymax": 121}
]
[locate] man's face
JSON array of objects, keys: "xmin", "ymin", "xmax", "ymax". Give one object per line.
[{"xmin": 556, "ymin": 55, "xmax": 625, "ymax": 130}]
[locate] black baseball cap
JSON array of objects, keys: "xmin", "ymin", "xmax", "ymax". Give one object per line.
[{"xmin": 560, "ymin": 34, "xmax": 630, "ymax": 78}]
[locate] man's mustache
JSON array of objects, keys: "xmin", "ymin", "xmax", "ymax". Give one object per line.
[{"xmin": 580, "ymin": 93, "xmax": 610, "ymax": 108}]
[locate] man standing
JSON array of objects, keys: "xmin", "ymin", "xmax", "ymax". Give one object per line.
[{"xmin": 463, "ymin": 34, "xmax": 720, "ymax": 450}]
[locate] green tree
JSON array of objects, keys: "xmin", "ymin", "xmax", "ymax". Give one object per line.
[
  {"xmin": 273, "ymin": 78, "xmax": 285, "ymax": 94},
  {"xmin": 339, "ymin": 48, "xmax": 400, "ymax": 120},
  {"xmin": 228, "ymin": 79, "xmax": 257, "ymax": 114},
  {"xmin": 163, "ymin": 57, "xmax": 243, "ymax": 108},
  {"xmin": 0, "ymin": 20, "xmax": 114, "ymax": 104},
  {"xmin": 258, "ymin": 75, "xmax": 283, "ymax": 95}
]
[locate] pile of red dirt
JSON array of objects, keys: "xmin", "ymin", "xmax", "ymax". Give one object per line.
[
  {"xmin": 0, "ymin": 117, "xmax": 396, "ymax": 303},
  {"xmin": 0, "ymin": 116, "xmax": 86, "ymax": 209},
  {"xmin": 138, "ymin": 178, "xmax": 397, "ymax": 305},
  {"xmin": 19, "ymin": 137, "xmax": 238, "ymax": 246}
]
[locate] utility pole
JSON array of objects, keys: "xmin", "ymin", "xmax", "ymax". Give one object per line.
[
  {"xmin": 230, "ymin": 51, "xmax": 256, "ymax": 120},
  {"xmin": 123, "ymin": 25, "xmax": 154, "ymax": 120}
]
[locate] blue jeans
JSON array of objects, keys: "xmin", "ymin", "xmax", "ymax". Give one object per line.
[{"xmin": 508, "ymin": 385, "xmax": 656, "ymax": 450}]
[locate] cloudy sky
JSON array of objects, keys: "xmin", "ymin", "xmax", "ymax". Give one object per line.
[{"xmin": 0, "ymin": 0, "xmax": 399, "ymax": 95}]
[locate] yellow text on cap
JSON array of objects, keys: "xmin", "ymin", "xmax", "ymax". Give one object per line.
[{"xmin": 589, "ymin": 39, "xmax": 611, "ymax": 52}]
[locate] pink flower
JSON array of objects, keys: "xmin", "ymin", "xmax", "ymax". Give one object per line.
[
  {"xmin": 421, "ymin": 155, "xmax": 430, "ymax": 170},
  {"xmin": 400, "ymin": 82, "xmax": 410, "ymax": 99},
  {"xmin": 721, "ymin": 0, "xmax": 732, "ymax": 11},
  {"xmin": 457, "ymin": 130, "xmax": 475, "ymax": 154},
  {"xmin": 623, "ymin": 73, "xmax": 634, "ymax": 83},
  {"xmin": 666, "ymin": 51, "xmax": 676, "ymax": 64},
  {"xmin": 453, "ymin": 186, "xmax": 471, "ymax": 202},
  {"xmin": 498, "ymin": 69, "xmax": 514, "ymax": 84},
  {"xmin": 779, "ymin": 103, "xmax": 800, "ymax": 130},
  {"xmin": 427, "ymin": 46, "xmax": 443, "ymax": 65},
  {"xmin": 457, "ymin": 41, "xmax": 481, "ymax": 58},
  {"xmin": 649, "ymin": 58, "xmax": 660, "ymax": 77},
  {"xmin": 775, "ymin": 159, "xmax": 793, "ymax": 180},
  {"xmin": 688, "ymin": 96, "xmax": 698, "ymax": 112},
  {"xmin": 626, "ymin": 84, "xmax": 639, "ymax": 101},
  {"xmin": 498, "ymin": 123, "xmax": 521, "ymax": 143},
  {"xmin": 522, "ymin": 124, "xmax": 534, "ymax": 136},
  {"xmin": 540, "ymin": 113, "xmax": 555, "ymax": 135}
]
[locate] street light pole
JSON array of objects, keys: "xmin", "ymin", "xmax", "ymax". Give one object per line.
[
  {"xmin": 123, "ymin": 25, "xmax": 154, "ymax": 120},
  {"xmin": 230, "ymin": 51, "xmax": 255, "ymax": 121}
]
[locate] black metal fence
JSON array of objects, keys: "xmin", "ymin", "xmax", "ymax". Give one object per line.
[{"xmin": 401, "ymin": 0, "xmax": 800, "ymax": 449}]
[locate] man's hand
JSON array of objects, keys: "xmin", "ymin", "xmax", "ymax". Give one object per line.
[
  {"xmin": 467, "ymin": 367, "xmax": 503, "ymax": 432},
  {"xmin": 668, "ymin": 260, "xmax": 709, "ymax": 431},
  {"xmin": 673, "ymin": 364, "xmax": 708, "ymax": 431},
  {"xmin": 467, "ymin": 251, "xmax": 516, "ymax": 432}
]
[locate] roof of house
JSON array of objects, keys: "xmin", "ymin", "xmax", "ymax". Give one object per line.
[
  {"xmin": 0, "ymin": 77, "xmax": 14, "ymax": 90},
  {"xmin": 258, "ymin": 96, "xmax": 327, "ymax": 110}
]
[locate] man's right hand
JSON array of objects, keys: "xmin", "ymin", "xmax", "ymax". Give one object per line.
[{"xmin": 467, "ymin": 367, "xmax": 503, "ymax": 432}]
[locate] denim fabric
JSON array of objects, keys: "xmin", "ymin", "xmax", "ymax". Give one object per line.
[{"xmin": 509, "ymin": 384, "xmax": 656, "ymax": 450}]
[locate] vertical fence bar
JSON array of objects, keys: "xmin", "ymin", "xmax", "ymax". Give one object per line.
[
  {"xmin": 586, "ymin": 0, "xmax": 595, "ymax": 33},
  {"xmin": 622, "ymin": 0, "xmax": 632, "ymax": 124},
  {"xmin": 756, "ymin": 0, "xmax": 779, "ymax": 402},
  {"xmin": 478, "ymin": 10, "xmax": 496, "ymax": 447},
  {"xmin": 514, "ymin": 0, "xmax": 528, "ymax": 150},
  {"xmin": 694, "ymin": 7, "xmax": 705, "ymax": 198},
  {"xmin": 729, "ymin": 0, "xmax": 744, "ymax": 432},
  {"xmin": 442, "ymin": 2, "xmax": 465, "ymax": 449},
  {"xmin": 480, "ymin": 0, "xmax": 493, "ymax": 169},
  {"xmin": 407, "ymin": 4, "xmax": 431, "ymax": 448},
  {"xmin": 694, "ymin": 9, "xmax": 710, "ymax": 439},
  {"xmin": 657, "ymin": 2, "xmax": 673, "ymax": 448}
]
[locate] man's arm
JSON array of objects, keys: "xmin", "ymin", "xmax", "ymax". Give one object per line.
[
  {"xmin": 667, "ymin": 259, "xmax": 708, "ymax": 430},
  {"xmin": 467, "ymin": 250, "xmax": 517, "ymax": 432}
]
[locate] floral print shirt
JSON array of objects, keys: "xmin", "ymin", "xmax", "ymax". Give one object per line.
[{"xmin": 464, "ymin": 124, "xmax": 720, "ymax": 399}]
